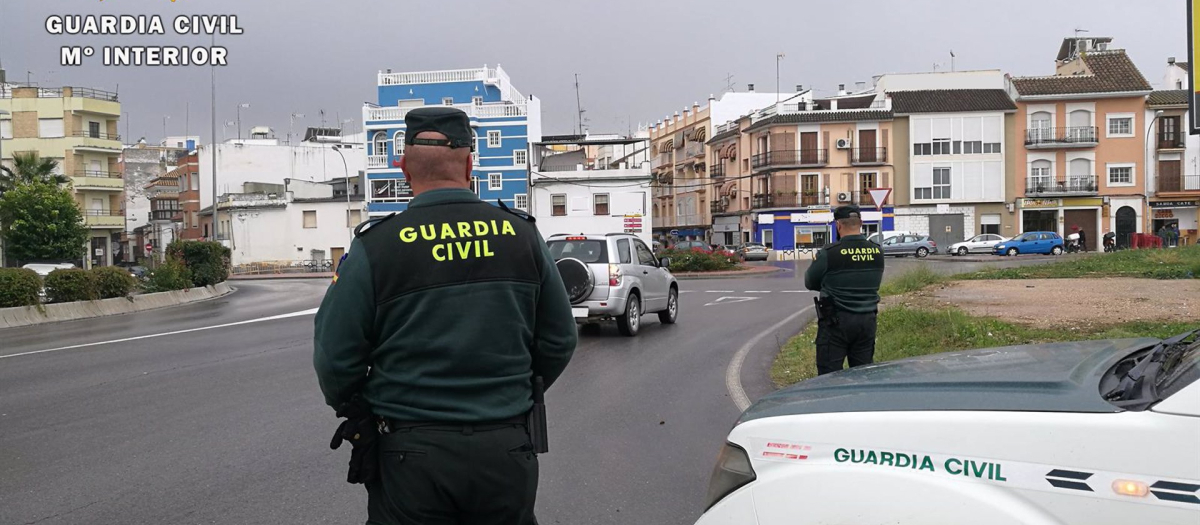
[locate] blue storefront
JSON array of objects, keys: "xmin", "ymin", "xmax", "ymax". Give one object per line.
[{"xmin": 755, "ymin": 206, "xmax": 894, "ymax": 252}]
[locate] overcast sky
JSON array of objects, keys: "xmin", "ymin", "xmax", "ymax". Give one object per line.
[{"xmin": 0, "ymin": 0, "xmax": 1188, "ymax": 142}]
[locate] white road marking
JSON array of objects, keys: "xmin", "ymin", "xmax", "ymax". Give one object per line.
[
  {"xmin": 704, "ymin": 296, "xmax": 760, "ymax": 307},
  {"xmin": 705, "ymin": 290, "xmax": 733, "ymax": 293},
  {"xmin": 0, "ymin": 308, "xmax": 319, "ymax": 360},
  {"xmin": 679, "ymin": 290, "xmax": 695, "ymax": 293},
  {"xmin": 726, "ymin": 306, "xmax": 814, "ymax": 411},
  {"xmin": 744, "ymin": 291, "xmax": 772, "ymax": 293},
  {"xmin": 781, "ymin": 290, "xmax": 807, "ymax": 293}
]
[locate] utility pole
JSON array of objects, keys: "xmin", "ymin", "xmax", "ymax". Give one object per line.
[
  {"xmin": 290, "ymin": 113, "xmax": 305, "ymax": 145},
  {"xmin": 162, "ymin": 115, "xmax": 170, "ymax": 144},
  {"xmin": 236, "ymin": 103, "xmax": 250, "ymax": 141},
  {"xmin": 776, "ymin": 53, "xmax": 785, "ymax": 103},
  {"xmin": 574, "ymin": 74, "xmax": 584, "ymax": 136},
  {"xmin": 185, "ymin": 102, "xmax": 190, "ymax": 142}
]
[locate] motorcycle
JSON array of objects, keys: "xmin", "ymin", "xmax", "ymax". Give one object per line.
[
  {"xmin": 1065, "ymin": 233, "xmax": 1082, "ymax": 254},
  {"xmin": 1103, "ymin": 232, "xmax": 1117, "ymax": 253}
]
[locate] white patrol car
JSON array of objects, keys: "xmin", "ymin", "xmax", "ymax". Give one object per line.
[{"xmin": 697, "ymin": 330, "xmax": 1200, "ymax": 525}]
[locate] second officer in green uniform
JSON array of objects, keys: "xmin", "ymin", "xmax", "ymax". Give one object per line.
[
  {"xmin": 313, "ymin": 107, "xmax": 578, "ymax": 524},
  {"xmin": 804, "ymin": 205, "xmax": 885, "ymax": 375}
]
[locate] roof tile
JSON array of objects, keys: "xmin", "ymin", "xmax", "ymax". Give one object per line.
[
  {"xmin": 1011, "ymin": 50, "xmax": 1151, "ymax": 96},
  {"xmin": 889, "ymin": 89, "xmax": 1016, "ymax": 114}
]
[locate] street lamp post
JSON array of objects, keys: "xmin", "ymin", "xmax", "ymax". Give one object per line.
[
  {"xmin": 331, "ymin": 146, "xmax": 353, "ymax": 236},
  {"xmin": 0, "ymin": 109, "xmax": 9, "ymax": 265},
  {"xmin": 162, "ymin": 115, "xmax": 171, "ymax": 144},
  {"xmin": 1145, "ymin": 109, "xmax": 1165, "ymax": 244}
]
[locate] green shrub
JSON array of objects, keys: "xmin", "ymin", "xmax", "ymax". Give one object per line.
[
  {"xmin": 166, "ymin": 240, "xmax": 230, "ymax": 287},
  {"xmin": 0, "ymin": 268, "xmax": 43, "ymax": 308},
  {"xmin": 91, "ymin": 266, "xmax": 137, "ymax": 299},
  {"xmin": 661, "ymin": 248, "xmax": 737, "ymax": 272},
  {"xmin": 145, "ymin": 259, "xmax": 194, "ymax": 293},
  {"xmin": 44, "ymin": 268, "xmax": 98, "ymax": 303}
]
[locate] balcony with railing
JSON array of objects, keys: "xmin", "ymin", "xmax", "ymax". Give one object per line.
[
  {"xmin": 851, "ymin": 147, "xmax": 888, "ymax": 165},
  {"xmin": 710, "ymin": 199, "xmax": 728, "ymax": 214},
  {"xmin": 751, "ymin": 149, "xmax": 828, "ymax": 170},
  {"xmin": 367, "ymin": 155, "xmax": 389, "ymax": 169},
  {"xmin": 1158, "ymin": 131, "xmax": 1187, "ymax": 150},
  {"xmin": 651, "ymin": 152, "xmax": 672, "ymax": 169},
  {"xmin": 73, "ymin": 130, "xmax": 121, "ymax": 141},
  {"xmin": 752, "ymin": 193, "xmax": 804, "ymax": 209},
  {"xmin": 1025, "ymin": 176, "xmax": 1099, "ymax": 196},
  {"xmin": 71, "ymin": 169, "xmax": 123, "ymax": 191},
  {"xmin": 364, "ymin": 102, "xmax": 528, "ymax": 124},
  {"xmin": 83, "ymin": 209, "xmax": 124, "ymax": 228},
  {"xmin": 1025, "ymin": 127, "xmax": 1098, "ymax": 148},
  {"xmin": 711, "ymin": 163, "xmax": 727, "ymax": 179},
  {"xmin": 1157, "ymin": 174, "xmax": 1200, "ymax": 193},
  {"xmin": 678, "ymin": 142, "xmax": 705, "ymax": 161}
]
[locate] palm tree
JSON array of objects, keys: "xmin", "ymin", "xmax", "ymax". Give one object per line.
[{"xmin": 0, "ymin": 152, "xmax": 69, "ymax": 195}]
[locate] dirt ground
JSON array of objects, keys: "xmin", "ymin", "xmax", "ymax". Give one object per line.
[{"xmin": 885, "ymin": 278, "xmax": 1200, "ymax": 329}]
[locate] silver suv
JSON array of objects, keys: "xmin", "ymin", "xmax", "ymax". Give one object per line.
[{"xmin": 547, "ymin": 233, "xmax": 679, "ymax": 336}]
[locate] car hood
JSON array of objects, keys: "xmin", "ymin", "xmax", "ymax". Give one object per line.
[{"xmin": 739, "ymin": 338, "xmax": 1158, "ymax": 424}]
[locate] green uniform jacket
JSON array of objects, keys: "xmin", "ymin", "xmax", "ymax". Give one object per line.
[
  {"xmin": 804, "ymin": 234, "xmax": 884, "ymax": 313},
  {"xmin": 313, "ymin": 189, "xmax": 578, "ymax": 422}
]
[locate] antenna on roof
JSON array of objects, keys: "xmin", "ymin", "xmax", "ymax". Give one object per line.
[
  {"xmin": 722, "ymin": 73, "xmax": 735, "ymax": 94},
  {"xmin": 1074, "ymin": 27, "xmax": 1089, "ymax": 38}
]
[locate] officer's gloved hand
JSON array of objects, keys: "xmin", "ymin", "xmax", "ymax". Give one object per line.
[{"xmin": 330, "ymin": 416, "xmax": 380, "ymax": 484}]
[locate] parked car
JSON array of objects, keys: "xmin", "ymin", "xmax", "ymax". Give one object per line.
[
  {"xmin": 736, "ymin": 243, "xmax": 770, "ymax": 262},
  {"xmin": 867, "ymin": 230, "xmax": 913, "ymax": 246},
  {"xmin": 696, "ymin": 329, "xmax": 1200, "ymax": 525},
  {"xmin": 714, "ymin": 245, "xmax": 739, "ymax": 262},
  {"xmin": 880, "ymin": 234, "xmax": 937, "ymax": 258},
  {"xmin": 673, "ymin": 240, "xmax": 713, "ymax": 253},
  {"xmin": 21, "ymin": 262, "xmax": 76, "ymax": 277},
  {"xmin": 993, "ymin": 231, "xmax": 1064, "ymax": 256},
  {"xmin": 949, "ymin": 234, "xmax": 1008, "ymax": 256},
  {"xmin": 126, "ymin": 265, "xmax": 149, "ymax": 279},
  {"xmin": 547, "ymin": 234, "xmax": 678, "ymax": 336}
]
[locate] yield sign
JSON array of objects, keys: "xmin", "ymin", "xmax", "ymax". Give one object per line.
[
  {"xmin": 704, "ymin": 296, "xmax": 760, "ymax": 307},
  {"xmin": 868, "ymin": 188, "xmax": 892, "ymax": 208}
]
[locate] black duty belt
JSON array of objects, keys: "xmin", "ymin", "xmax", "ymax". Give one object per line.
[{"xmin": 382, "ymin": 414, "xmax": 526, "ymax": 435}]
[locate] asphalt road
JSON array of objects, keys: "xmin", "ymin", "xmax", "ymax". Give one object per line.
[{"xmin": 0, "ymin": 255, "xmax": 1063, "ymax": 524}]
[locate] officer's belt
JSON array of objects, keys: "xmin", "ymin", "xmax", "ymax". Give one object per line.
[{"xmin": 383, "ymin": 414, "xmax": 526, "ymax": 434}]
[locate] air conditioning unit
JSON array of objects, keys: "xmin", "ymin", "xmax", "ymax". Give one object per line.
[
  {"xmin": 837, "ymin": 192, "xmax": 852, "ymax": 203},
  {"xmin": 836, "ymin": 138, "xmax": 853, "ymax": 149}
]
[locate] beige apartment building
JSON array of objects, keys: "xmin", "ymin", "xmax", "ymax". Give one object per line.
[
  {"xmin": 650, "ymin": 103, "xmax": 711, "ymax": 243},
  {"xmin": 1011, "ymin": 37, "xmax": 1152, "ymax": 248},
  {"xmin": 1, "ymin": 82, "xmax": 124, "ymax": 267}
]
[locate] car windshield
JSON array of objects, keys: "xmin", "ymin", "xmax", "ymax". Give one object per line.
[{"xmin": 547, "ymin": 240, "xmax": 607, "ymax": 263}]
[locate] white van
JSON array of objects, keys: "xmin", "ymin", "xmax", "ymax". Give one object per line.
[{"xmin": 866, "ymin": 230, "xmax": 912, "ymax": 246}]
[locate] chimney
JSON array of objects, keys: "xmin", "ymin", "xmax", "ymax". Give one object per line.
[
  {"xmin": 838, "ymin": 84, "xmax": 846, "ymax": 95},
  {"xmin": 708, "ymin": 93, "xmax": 716, "ymax": 103},
  {"xmin": 747, "ymin": 83, "xmax": 755, "ymax": 92},
  {"xmin": 796, "ymin": 84, "xmax": 803, "ymax": 92},
  {"xmin": 1169, "ymin": 56, "xmax": 1177, "ymax": 65},
  {"xmin": 855, "ymin": 81, "xmax": 866, "ymax": 91},
  {"xmin": 0, "ymin": 68, "xmax": 6, "ymax": 84}
]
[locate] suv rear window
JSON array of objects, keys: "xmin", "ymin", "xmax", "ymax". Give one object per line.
[{"xmin": 548, "ymin": 240, "xmax": 608, "ymax": 263}]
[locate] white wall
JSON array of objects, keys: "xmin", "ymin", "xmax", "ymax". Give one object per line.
[
  {"xmin": 876, "ymin": 70, "xmax": 1007, "ymax": 92},
  {"xmin": 199, "ymin": 142, "xmax": 366, "ymax": 209},
  {"xmin": 1164, "ymin": 64, "xmax": 1189, "ymax": 91},
  {"xmin": 711, "ymin": 92, "xmax": 803, "ymax": 130},
  {"xmin": 226, "ymin": 199, "xmax": 363, "ymax": 266},
  {"xmin": 909, "ymin": 112, "xmax": 1007, "ymax": 203},
  {"xmin": 532, "ymin": 179, "xmax": 652, "ymax": 246}
]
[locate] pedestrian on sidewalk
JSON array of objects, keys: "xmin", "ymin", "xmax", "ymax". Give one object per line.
[
  {"xmin": 804, "ymin": 205, "xmax": 885, "ymax": 375},
  {"xmin": 314, "ymin": 107, "xmax": 578, "ymax": 525}
]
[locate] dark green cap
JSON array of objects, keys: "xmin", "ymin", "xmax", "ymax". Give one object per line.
[
  {"xmin": 404, "ymin": 107, "xmax": 475, "ymax": 150},
  {"xmin": 833, "ymin": 205, "xmax": 861, "ymax": 220}
]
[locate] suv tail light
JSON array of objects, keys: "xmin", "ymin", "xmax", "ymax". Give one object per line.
[{"xmin": 609, "ymin": 264, "xmax": 621, "ymax": 286}]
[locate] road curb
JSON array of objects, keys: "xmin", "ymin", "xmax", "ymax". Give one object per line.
[
  {"xmin": 0, "ymin": 283, "xmax": 234, "ymax": 329},
  {"xmin": 676, "ymin": 266, "xmax": 787, "ymax": 280}
]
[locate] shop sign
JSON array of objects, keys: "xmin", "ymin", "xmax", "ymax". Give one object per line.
[
  {"xmin": 1149, "ymin": 200, "xmax": 1199, "ymax": 208},
  {"xmin": 757, "ymin": 214, "xmax": 775, "ymax": 224},
  {"xmin": 1020, "ymin": 198, "xmax": 1060, "ymax": 209},
  {"xmin": 623, "ymin": 214, "xmax": 643, "ymax": 234},
  {"xmin": 1061, "ymin": 197, "xmax": 1103, "ymax": 207},
  {"xmin": 1155, "ymin": 209, "xmax": 1176, "ymax": 219}
]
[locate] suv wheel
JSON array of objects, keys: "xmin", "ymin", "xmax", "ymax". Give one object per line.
[
  {"xmin": 618, "ymin": 293, "xmax": 641, "ymax": 336},
  {"xmin": 658, "ymin": 287, "xmax": 678, "ymax": 324}
]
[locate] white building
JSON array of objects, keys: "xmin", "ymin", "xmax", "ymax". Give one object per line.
[
  {"xmin": 1145, "ymin": 58, "xmax": 1200, "ymax": 246},
  {"xmin": 530, "ymin": 135, "xmax": 653, "ymax": 246},
  {"xmin": 880, "ymin": 71, "xmax": 1019, "ymax": 244},
  {"xmin": 212, "ymin": 178, "xmax": 366, "ymax": 269},
  {"xmin": 199, "ymin": 127, "xmax": 365, "ymax": 214}
]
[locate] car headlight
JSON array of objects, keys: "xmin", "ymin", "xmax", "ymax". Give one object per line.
[
  {"xmin": 996, "ymin": 245, "xmax": 1006, "ymax": 249},
  {"xmin": 704, "ymin": 442, "xmax": 757, "ymax": 511}
]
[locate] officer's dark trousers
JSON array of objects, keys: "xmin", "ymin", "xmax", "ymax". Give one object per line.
[
  {"xmin": 815, "ymin": 311, "xmax": 877, "ymax": 375},
  {"xmin": 365, "ymin": 423, "xmax": 538, "ymax": 525}
]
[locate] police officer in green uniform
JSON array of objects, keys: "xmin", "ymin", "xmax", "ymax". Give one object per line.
[
  {"xmin": 313, "ymin": 107, "xmax": 578, "ymax": 525},
  {"xmin": 804, "ymin": 205, "xmax": 885, "ymax": 375}
]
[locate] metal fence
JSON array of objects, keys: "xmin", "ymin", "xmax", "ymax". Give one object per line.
[{"xmin": 231, "ymin": 259, "xmax": 334, "ymax": 276}]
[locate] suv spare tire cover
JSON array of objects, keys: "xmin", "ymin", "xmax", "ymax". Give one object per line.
[{"xmin": 556, "ymin": 258, "xmax": 595, "ymax": 304}]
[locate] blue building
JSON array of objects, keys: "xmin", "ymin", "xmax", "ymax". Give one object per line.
[{"xmin": 362, "ymin": 65, "xmax": 542, "ymax": 215}]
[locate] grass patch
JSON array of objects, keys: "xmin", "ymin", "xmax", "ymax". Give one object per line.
[
  {"xmin": 880, "ymin": 266, "xmax": 947, "ymax": 297},
  {"xmin": 771, "ymin": 306, "xmax": 1196, "ymax": 387},
  {"xmin": 958, "ymin": 245, "xmax": 1200, "ymax": 281}
]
